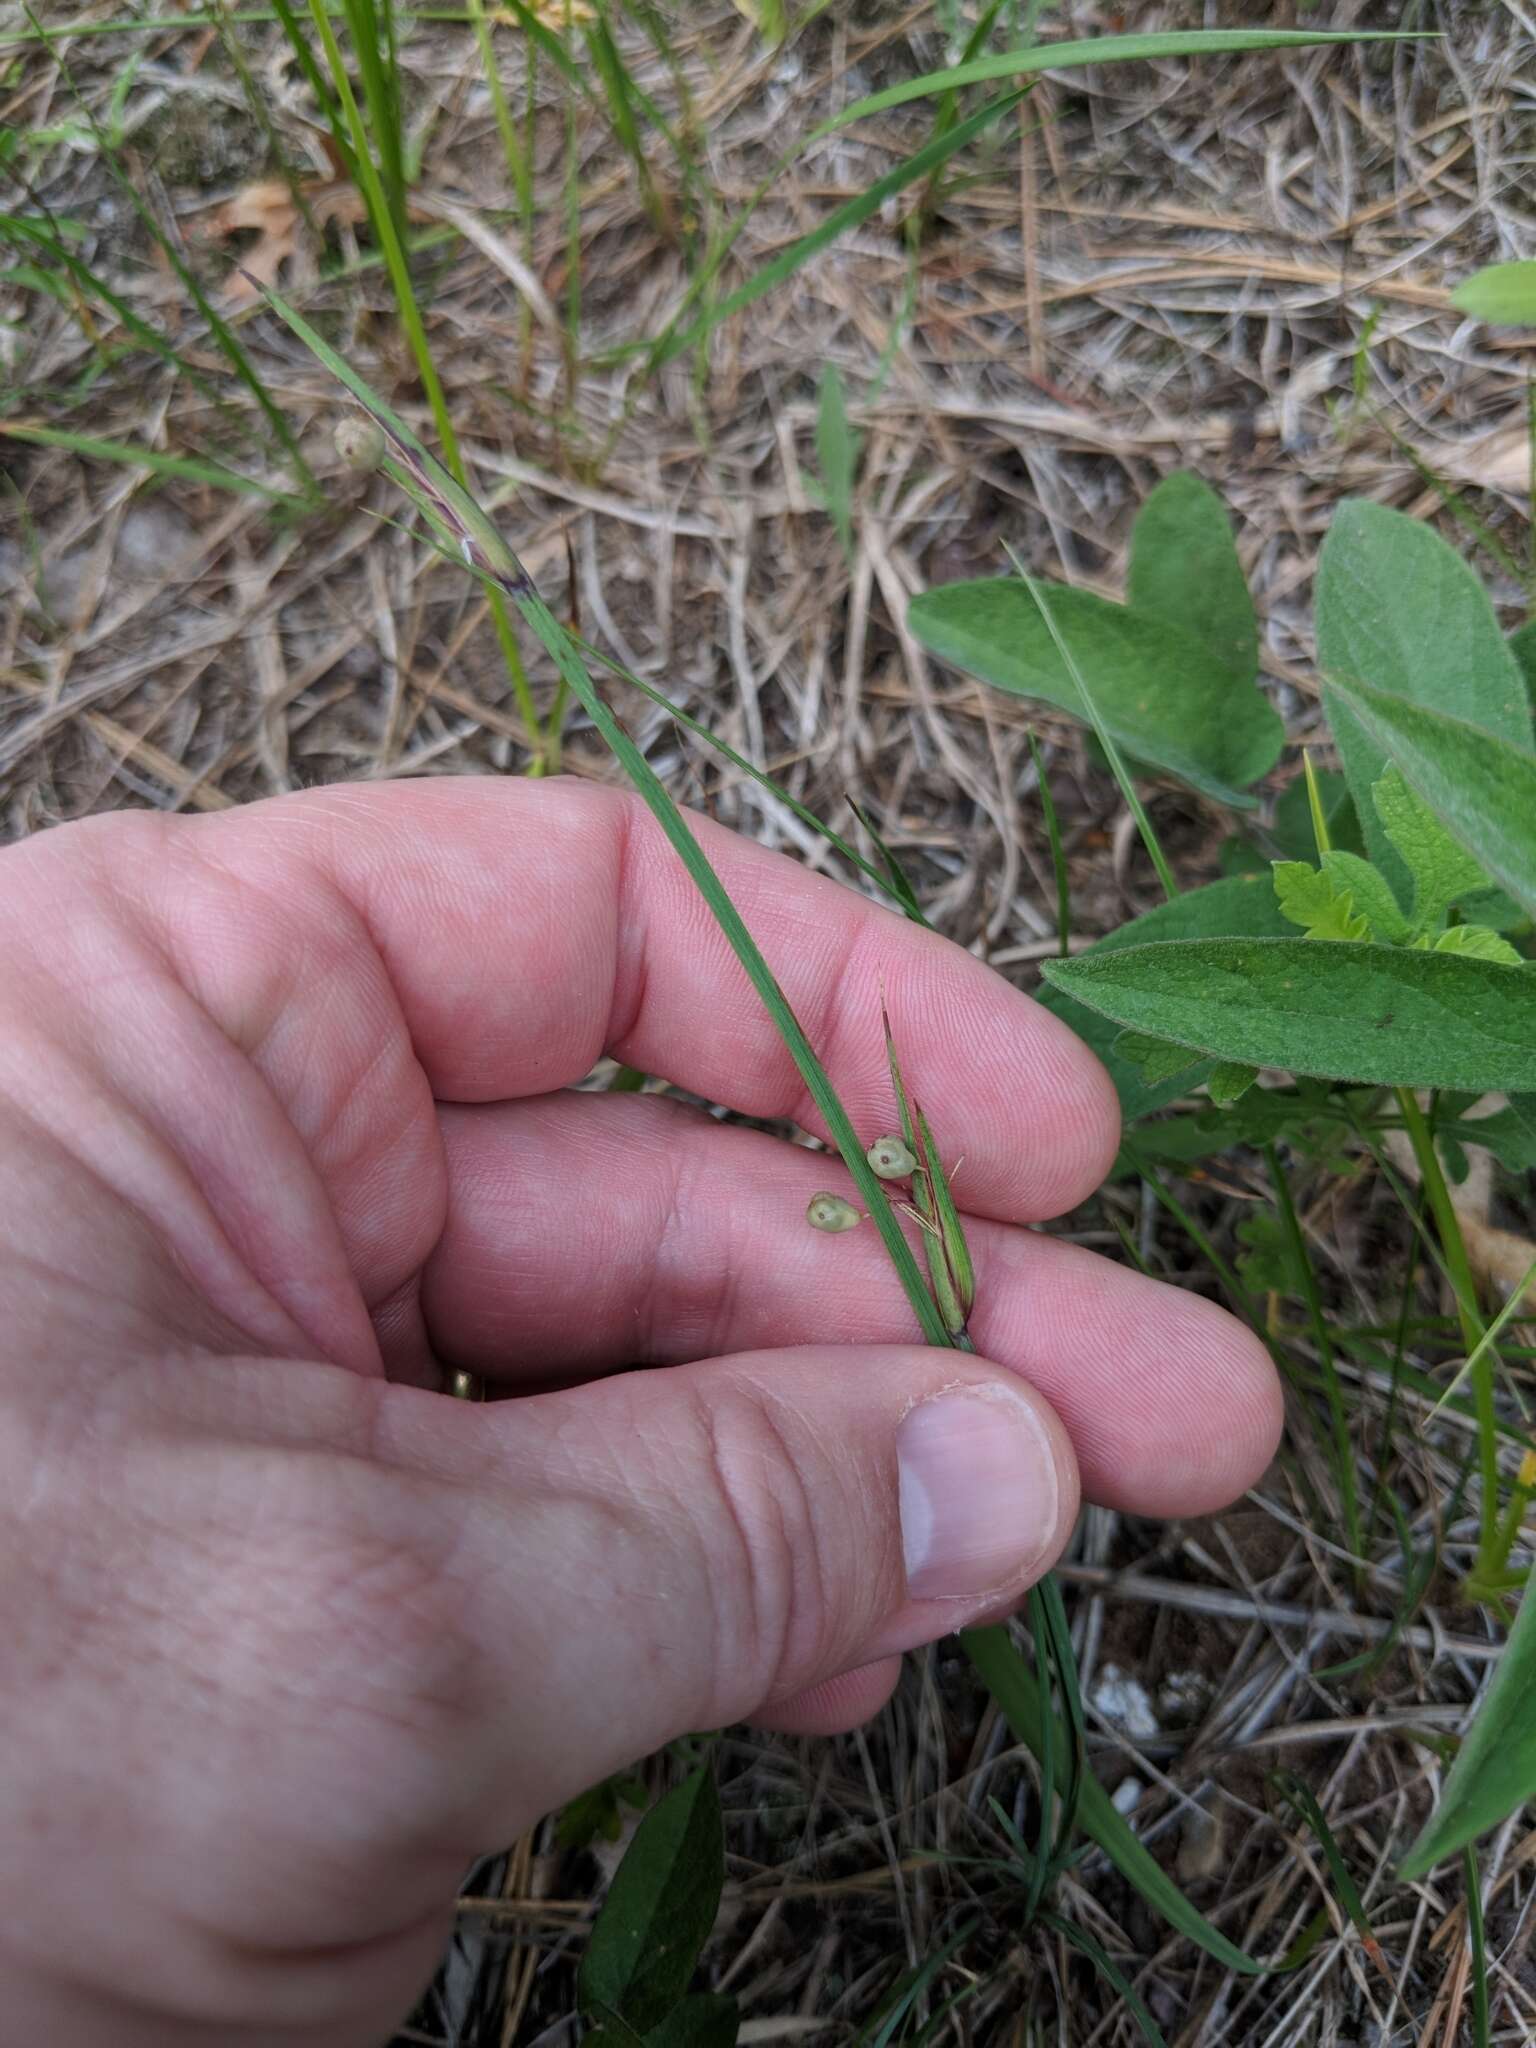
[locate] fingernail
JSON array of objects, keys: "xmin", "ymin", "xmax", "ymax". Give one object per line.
[{"xmin": 897, "ymin": 1389, "xmax": 1059, "ymax": 1601}]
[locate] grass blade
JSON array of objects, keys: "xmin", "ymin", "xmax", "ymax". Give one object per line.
[
  {"xmin": 652, "ymin": 89, "xmax": 1028, "ymax": 364},
  {"xmin": 254, "ymin": 281, "xmax": 950, "ymax": 1345},
  {"xmin": 811, "ymin": 28, "xmax": 1423, "ymax": 136},
  {"xmin": 0, "ymin": 422, "xmax": 302, "ymax": 502},
  {"xmin": 962, "ymin": 1624, "xmax": 1269, "ymax": 1973},
  {"xmin": 1036, "ymin": 1911, "xmax": 1170, "ymax": 2048},
  {"xmin": 1005, "ymin": 549, "xmax": 1177, "ymax": 900}
]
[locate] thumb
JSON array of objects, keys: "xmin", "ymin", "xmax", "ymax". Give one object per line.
[{"xmin": 451, "ymin": 1345, "xmax": 1080, "ymax": 1828}]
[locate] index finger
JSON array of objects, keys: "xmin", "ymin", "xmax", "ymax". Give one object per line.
[{"xmin": 194, "ymin": 776, "xmax": 1121, "ymax": 1221}]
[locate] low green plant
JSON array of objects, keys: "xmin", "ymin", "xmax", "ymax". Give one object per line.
[{"xmin": 917, "ymin": 479, "xmax": 1536, "ymax": 1878}]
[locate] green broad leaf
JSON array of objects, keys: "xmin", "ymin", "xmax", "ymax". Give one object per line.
[
  {"xmin": 1399, "ymin": 1582, "xmax": 1536, "ymax": 1876},
  {"xmin": 908, "ymin": 579, "xmax": 1282, "ymax": 806},
  {"xmin": 1208, "ymin": 1060, "xmax": 1258, "ymax": 1106},
  {"xmin": 1037, "ymin": 874, "xmax": 1294, "ymax": 1121},
  {"xmin": 1272, "ymin": 861, "xmax": 1369, "ymax": 942},
  {"xmin": 579, "ymin": 1766, "xmax": 725, "ymax": 2033},
  {"xmin": 1320, "ymin": 851, "xmax": 1411, "ymax": 945},
  {"xmin": 1372, "ymin": 765, "xmax": 1494, "ymax": 932},
  {"xmin": 1315, "ymin": 502, "xmax": 1529, "ymax": 898},
  {"xmin": 1450, "ymin": 260, "xmax": 1536, "ymax": 327},
  {"xmin": 1116, "ymin": 1031, "xmax": 1204, "ymax": 1084},
  {"xmin": 1447, "ymin": 1094, "xmax": 1536, "ymax": 1174},
  {"xmin": 1127, "ymin": 470, "xmax": 1256, "ymax": 687},
  {"xmin": 1510, "ymin": 620, "xmax": 1536, "ymax": 716},
  {"xmin": 1429, "ymin": 925, "xmax": 1524, "ymax": 966},
  {"xmin": 962, "ymin": 1626, "xmax": 1267, "ymax": 1975},
  {"xmin": 815, "ymin": 362, "xmax": 857, "ymax": 562},
  {"xmin": 586, "ymin": 1993, "xmax": 741, "ymax": 2048},
  {"xmin": 1325, "ymin": 679, "xmax": 1536, "ymax": 924},
  {"xmin": 1040, "ymin": 938, "xmax": 1536, "ymax": 1094}
]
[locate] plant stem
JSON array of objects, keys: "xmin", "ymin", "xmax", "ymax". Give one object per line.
[
  {"xmin": 1264, "ymin": 1141, "xmax": 1362, "ymax": 1569},
  {"xmin": 1395, "ymin": 1087, "xmax": 1500, "ymax": 1577}
]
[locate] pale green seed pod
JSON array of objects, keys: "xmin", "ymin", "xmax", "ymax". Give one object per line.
[
  {"xmin": 807, "ymin": 1192, "xmax": 861, "ymax": 1233},
  {"xmin": 866, "ymin": 1134, "xmax": 917, "ymax": 1180},
  {"xmin": 334, "ymin": 413, "xmax": 386, "ymax": 472}
]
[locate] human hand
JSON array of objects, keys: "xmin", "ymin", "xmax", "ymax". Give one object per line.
[{"xmin": 0, "ymin": 779, "xmax": 1279, "ymax": 2045}]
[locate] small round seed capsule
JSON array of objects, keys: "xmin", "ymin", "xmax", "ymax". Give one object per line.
[
  {"xmin": 807, "ymin": 1191, "xmax": 861, "ymax": 1233},
  {"xmin": 866, "ymin": 1135, "xmax": 917, "ymax": 1180},
  {"xmin": 334, "ymin": 413, "xmax": 386, "ymax": 472}
]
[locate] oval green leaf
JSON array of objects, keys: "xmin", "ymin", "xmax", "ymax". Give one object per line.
[
  {"xmin": 1316, "ymin": 501, "xmax": 1529, "ymax": 896},
  {"xmin": 1450, "ymin": 260, "xmax": 1536, "ymax": 327},
  {"xmin": 1127, "ymin": 470, "xmax": 1256, "ymax": 688},
  {"xmin": 579, "ymin": 1766, "xmax": 725, "ymax": 2033},
  {"xmin": 909, "ymin": 578, "xmax": 1282, "ymax": 806},
  {"xmin": 1326, "ymin": 673, "xmax": 1536, "ymax": 921},
  {"xmin": 1036, "ymin": 874, "xmax": 1294, "ymax": 1120},
  {"xmin": 1041, "ymin": 938, "xmax": 1536, "ymax": 1093}
]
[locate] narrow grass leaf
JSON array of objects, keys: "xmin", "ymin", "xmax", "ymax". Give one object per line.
[
  {"xmin": 1327, "ymin": 676, "xmax": 1536, "ymax": 921},
  {"xmin": 963, "ymin": 1626, "xmax": 1268, "ymax": 1973},
  {"xmin": 1042, "ymin": 938, "xmax": 1536, "ymax": 1094},
  {"xmin": 1274, "ymin": 1773, "xmax": 1386, "ymax": 1973},
  {"xmin": 579, "ymin": 1766, "xmax": 724, "ymax": 2032},
  {"xmin": 580, "ymin": 642, "xmax": 924, "ymax": 918},
  {"xmin": 856, "ymin": 1919, "xmax": 980, "ymax": 2048},
  {"xmin": 816, "ymin": 362, "xmax": 858, "ymax": 561},
  {"xmin": 261, "ymin": 287, "xmax": 948, "ymax": 1344},
  {"xmin": 1036, "ymin": 1912, "xmax": 1170, "ymax": 2048},
  {"xmin": 812, "ymin": 29, "xmax": 1419, "ymax": 135},
  {"xmin": 846, "ymin": 798, "xmax": 927, "ymax": 924},
  {"xmin": 656, "ymin": 89, "xmax": 1027, "ymax": 363},
  {"xmin": 0, "ymin": 422, "xmax": 300, "ymax": 502}
]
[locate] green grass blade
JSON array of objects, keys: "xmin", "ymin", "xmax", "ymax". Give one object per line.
[
  {"xmin": 257, "ymin": 286, "xmax": 948, "ymax": 1344},
  {"xmin": 1465, "ymin": 1847, "xmax": 1491, "ymax": 2048},
  {"xmin": 577, "ymin": 646, "xmax": 925, "ymax": 920},
  {"xmin": 1399, "ymin": 1576, "xmax": 1536, "ymax": 1876},
  {"xmin": 653, "ymin": 89, "xmax": 1027, "ymax": 365},
  {"xmin": 962, "ymin": 1625, "xmax": 1269, "ymax": 1973},
  {"xmin": 0, "ymin": 422, "xmax": 303, "ymax": 502},
  {"xmin": 1006, "ymin": 549, "xmax": 1177, "ymax": 900},
  {"xmin": 1274, "ymin": 1773, "xmax": 1383, "ymax": 1969},
  {"xmin": 846, "ymin": 798, "xmax": 927, "ymax": 925},
  {"xmin": 0, "ymin": 214, "xmax": 227, "ymax": 411},
  {"xmin": 811, "ymin": 28, "xmax": 1422, "ymax": 137},
  {"xmin": 1035, "ymin": 1911, "xmax": 1170, "ymax": 2048},
  {"xmin": 1027, "ymin": 731, "xmax": 1071, "ymax": 956},
  {"xmin": 816, "ymin": 362, "xmax": 858, "ymax": 561}
]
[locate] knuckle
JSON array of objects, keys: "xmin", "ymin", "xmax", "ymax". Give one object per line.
[{"xmin": 683, "ymin": 1381, "xmax": 844, "ymax": 1715}]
